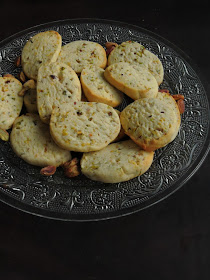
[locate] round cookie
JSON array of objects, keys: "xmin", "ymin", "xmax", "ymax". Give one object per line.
[
  {"xmin": 57, "ymin": 40, "xmax": 107, "ymax": 74},
  {"xmin": 37, "ymin": 62, "xmax": 81, "ymax": 124},
  {"xmin": 80, "ymin": 65, "xmax": 123, "ymax": 107},
  {"xmin": 50, "ymin": 102, "xmax": 121, "ymax": 152},
  {"xmin": 81, "ymin": 139, "xmax": 154, "ymax": 183},
  {"xmin": 0, "ymin": 77, "xmax": 23, "ymax": 130},
  {"xmin": 10, "ymin": 114, "xmax": 71, "ymax": 167},
  {"xmin": 108, "ymin": 41, "xmax": 164, "ymax": 85},
  {"xmin": 24, "ymin": 88, "xmax": 37, "ymax": 113},
  {"xmin": 104, "ymin": 62, "xmax": 158, "ymax": 100},
  {"xmin": 120, "ymin": 91, "xmax": 181, "ymax": 151},
  {"xmin": 21, "ymin": 30, "xmax": 62, "ymax": 80}
]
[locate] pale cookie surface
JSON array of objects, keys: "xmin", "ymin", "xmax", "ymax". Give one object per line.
[
  {"xmin": 81, "ymin": 139, "xmax": 154, "ymax": 183},
  {"xmin": 24, "ymin": 88, "xmax": 37, "ymax": 113},
  {"xmin": 80, "ymin": 66, "xmax": 123, "ymax": 107},
  {"xmin": 21, "ymin": 31, "xmax": 62, "ymax": 80},
  {"xmin": 57, "ymin": 40, "xmax": 107, "ymax": 74},
  {"xmin": 10, "ymin": 114, "xmax": 71, "ymax": 167},
  {"xmin": 108, "ymin": 41, "xmax": 164, "ymax": 85},
  {"xmin": 50, "ymin": 102, "xmax": 121, "ymax": 152},
  {"xmin": 120, "ymin": 91, "xmax": 181, "ymax": 151},
  {"xmin": 104, "ymin": 62, "xmax": 158, "ymax": 100},
  {"xmin": 0, "ymin": 77, "xmax": 23, "ymax": 130},
  {"xmin": 37, "ymin": 62, "xmax": 81, "ymax": 124},
  {"xmin": 155, "ymin": 91, "xmax": 181, "ymax": 143}
]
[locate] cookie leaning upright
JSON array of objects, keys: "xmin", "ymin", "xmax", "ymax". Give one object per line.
[
  {"xmin": 57, "ymin": 40, "xmax": 107, "ymax": 74},
  {"xmin": 10, "ymin": 114, "xmax": 71, "ymax": 167},
  {"xmin": 50, "ymin": 102, "xmax": 121, "ymax": 152},
  {"xmin": 120, "ymin": 91, "xmax": 181, "ymax": 151},
  {"xmin": 80, "ymin": 65, "xmax": 123, "ymax": 107},
  {"xmin": 81, "ymin": 140, "xmax": 154, "ymax": 183},
  {"xmin": 37, "ymin": 62, "xmax": 81, "ymax": 124},
  {"xmin": 108, "ymin": 41, "xmax": 164, "ymax": 85},
  {"xmin": 0, "ymin": 77, "xmax": 23, "ymax": 130},
  {"xmin": 21, "ymin": 30, "xmax": 62, "ymax": 80},
  {"xmin": 104, "ymin": 62, "xmax": 158, "ymax": 100}
]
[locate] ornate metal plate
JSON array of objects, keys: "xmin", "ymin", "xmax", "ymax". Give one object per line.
[{"xmin": 0, "ymin": 19, "xmax": 209, "ymax": 221}]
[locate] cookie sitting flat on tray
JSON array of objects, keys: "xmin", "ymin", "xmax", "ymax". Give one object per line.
[
  {"xmin": 37, "ymin": 62, "xmax": 81, "ymax": 124},
  {"xmin": 120, "ymin": 91, "xmax": 181, "ymax": 151},
  {"xmin": 10, "ymin": 114, "xmax": 71, "ymax": 167},
  {"xmin": 57, "ymin": 40, "xmax": 107, "ymax": 74},
  {"xmin": 108, "ymin": 41, "xmax": 164, "ymax": 85},
  {"xmin": 21, "ymin": 30, "xmax": 62, "ymax": 80},
  {"xmin": 80, "ymin": 65, "xmax": 123, "ymax": 107},
  {"xmin": 0, "ymin": 77, "xmax": 23, "ymax": 130},
  {"xmin": 50, "ymin": 102, "xmax": 121, "ymax": 152},
  {"xmin": 104, "ymin": 62, "xmax": 158, "ymax": 100},
  {"xmin": 80, "ymin": 139, "xmax": 154, "ymax": 183}
]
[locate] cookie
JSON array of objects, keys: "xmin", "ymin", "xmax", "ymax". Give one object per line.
[
  {"xmin": 120, "ymin": 91, "xmax": 181, "ymax": 151},
  {"xmin": 57, "ymin": 40, "xmax": 107, "ymax": 74},
  {"xmin": 80, "ymin": 65, "xmax": 123, "ymax": 107},
  {"xmin": 108, "ymin": 41, "xmax": 164, "ymax": 85},
  {"xmin": 104, "ymin": 62, "xmax": 158, "ymax": 100},
  {"xmin": 0, "ymin": 77, "xmax": 23, "ymax": 130},
  {"xmin": 50, "ymin": 102, "xmax": 121, "ymax": 152},
  {"xmin": 10, "ymin": 114, "xmax": 71, "ymax": 167},
  {"xmin": 80, "ymin": 139, "xmax": 154, "ymax": 183},
  {"xmin": 37, "ymin": 62, "xmax": 81, "ymax": 124},
  {"xmin": 24, "ymin": 88, "xmax": 37, "ymax": 113},
  {"xmin": 21, "ymin": 30, "xmax": 62, "ymax": 80}
]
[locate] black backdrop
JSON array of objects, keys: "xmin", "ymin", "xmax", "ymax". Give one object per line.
[{"xmin": 0, "ymin": 1, "xmax": 210, "ymax": 279}]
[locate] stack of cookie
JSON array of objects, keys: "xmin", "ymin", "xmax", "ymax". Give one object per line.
[{"xmin": 0, "ymin": 31, "xmax": 184, "ymax": 183}]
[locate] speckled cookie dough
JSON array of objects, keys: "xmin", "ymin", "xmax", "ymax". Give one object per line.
[
  {"xmin": 80, "ymin": 65, "xmax": 123, "ymax": 107},
  {"xmin": 37, "ymin": 62, "xmax": 81, "ymax": 124},
  {"xmin": 81, "ymin": 139, "xmax": 154, "ymax": 183},
  {"xmin": 104, "ymin": 62, "xmax": 158, "ymax": 100},
  {"xmin": 10, "ymin": 114, "xmax": 71, "ymax": 167},
  {"xmin": 50, "ymin": 102, "xmax": 121, "ymax": 152},
  {"xmin": 21, "ymin": 30, "xmax": 62, "ymax": 80},
  {"xmin": 0, "ymin": 77, "xmax": 23, "ymax": 130},
  {"xmin": 57, "ymin": 40, "xmax": 107, "ymax": 74},
  {"xmin": 108, "ymin": 41, "xmax": 164, "ymax": 85},
  {"xmin": 120, "ymin": 91, "xmax": 181, "ymax": 151}
]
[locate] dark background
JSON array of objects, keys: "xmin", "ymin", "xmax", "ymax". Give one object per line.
[{"xmin": 0, "ymin": 1, "xmax": 210, "ymax": 279}]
